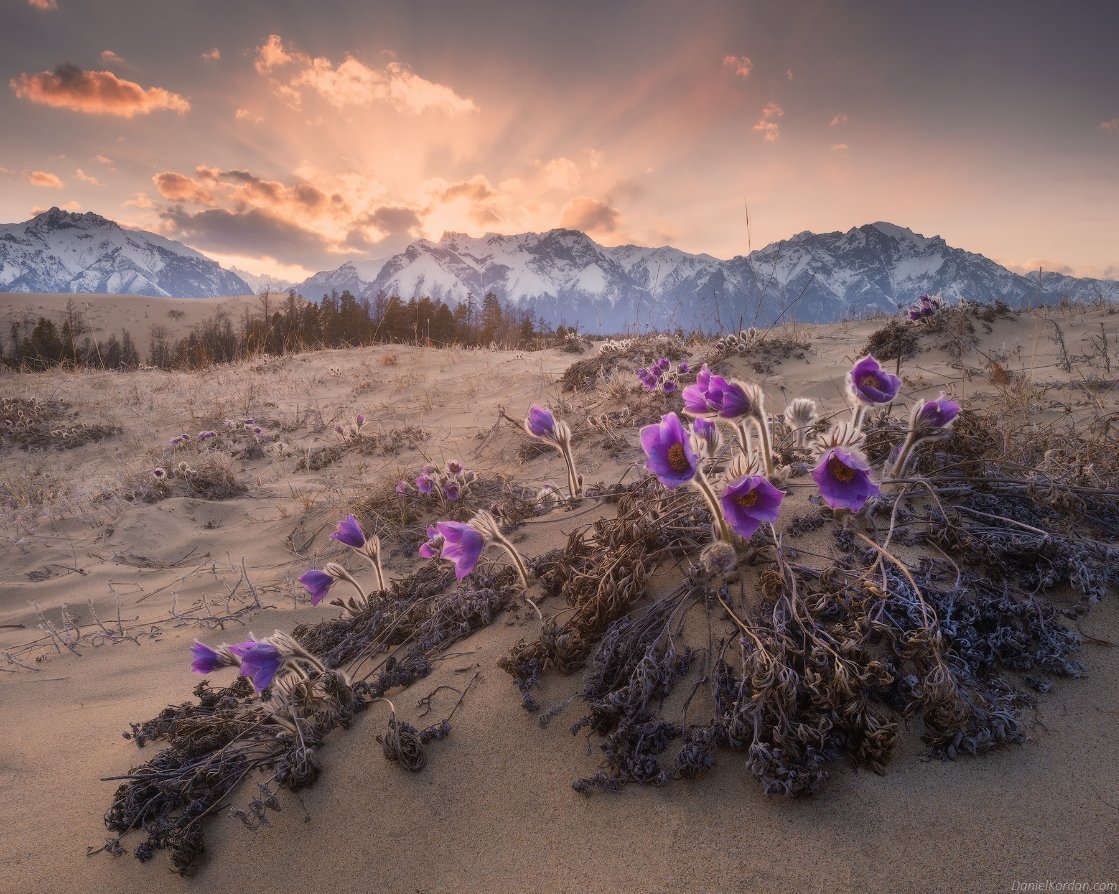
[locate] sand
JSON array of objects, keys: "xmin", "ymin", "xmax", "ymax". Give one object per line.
[{"xmin": 1, "ymin": 296, "xmax": 1116, "ymax": 894}]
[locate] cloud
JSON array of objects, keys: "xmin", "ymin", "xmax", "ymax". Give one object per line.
[
  {"xmin": 753, "ymin": 102, "xmax": 784, "ymax": 142},
  {"xmin": 122, "ymin": 192, "xmax": 154, "ymax": 209},
  {"xmin": 10, "ymin": 63, "xmax": 190, "ymax": 117},
  {"xmin": 722, "ymin": 54, "xmax": 753, "ymax": 78},
  {"xmin": 153, "ymin": 171, "xmax": 214, "ymax": 204},
  {"xmin": 440, "ymin": 175, "xmax": 497, "ymax": 203},
  {"xmin": 95, "ymin": 154, "xmax": 114, "ymax": 166},
  {"xmin": 235, "ymin": 107, "xmax": 263, "ymax": 124},
  {"xmin": 786, "ymin": 69, "xmax": 794, "ymax": 81},
  {"xmin": 201, "ymin": 48, "xmax": 221, "ymax": 62},
  {"xmin": 829, "ymin": 113, "xmax": 848, "ymax": 127},
  {"xmin": 23, "ymin": 169, "xmax": 63, "ymax": 188},
  {"xmin": 830, "ymin": 143, "xmax": 849, "ymax": 152},
  {"xmin": 365, "ymin": 205, "xmax": 423, "ymax": 235},
  {"xmin": 74, "ymin": 167, "xmax": 99, "ymax": 185},
  {"xmin": 1100, "ymin": 118, "xmax": 1119, "ymax": 131},
  {"xmin": 99, "ymin": 50, "xmax": 129, "ymax": 68},
  {"xmin": 585, "ymin": 148, "xmax": 605, "ymax": 171},
  {"xmin": 26, "ymin": 0, "xmax": 56, "ymax": 10},
  {"xmin": 541, "ymin": 157, "xmax": 580, "ymax": 191},
  {"xmin": 31, "ymin": 202, "xmax": 81, "ymax": 215},
  {"xmin": 560, "ymin": 196, "xmax": 621, "ymax": 234},
  {"xmin": 255, "ymin": 34, "xmax": 478, "ymax": 116},
  {"xmin": 160, "ymin": 205, "xmax": 337, "ymax": 268}
]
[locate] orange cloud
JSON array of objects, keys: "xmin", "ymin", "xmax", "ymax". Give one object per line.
[
  {"xmin": 201, "ymin": 48, "xmax": 221, "ymax": 61},
  {"xmin": 23, "ymin": 169, "xmax": 63, "ymax": 188},
  {"xmin": 235, "ymin": 107, "xmax": 262, "ymax": 124},
  {"xmin": 11, "ymin": 63, "xmax": 190, "ymax": 117},
  {"xmin": 255, "ymin": 34, "xmax": 478, "ymax": 116},
  {"xmin": 122, "ymin": 192, "xmax": 155, "ymax": 209},
  {"xmin": 829, "ymin": 113, "xmax": 848, "ymax": 127},
  {"xmin": 95, "ymin": 154, "xmax": 114, "ymax": 166},
  {"xmin": 74, "ymin": 167, "xmax": 99, "ymax": 185},
  {"xmin": 153, "ymin": 171, "xmax": 213, "ymax": 204},
  {"xmin": 1100, "ymin": 118, "xmax": 1119, "ymax": 131},
  {"xmin": 722, "ymin": 54, "xmax": 752, "ymax": 78},
  {"xmin": 541, "ymin": 157, "xmax": 580, "ymax": 191},
  {"xmin": 99, "ymin": 50, "xmax": 128, "ymax": 67},
  {"xmin": 753, "ymin": 102, "xmax": 784, "ymax": 142},
  {"xmin": 26, "ymin": 0, "xmax": 56, "ymax": 10},
  {"xmin": 560, "ymin": 196, "xmax": 621, "ymax": 233}
]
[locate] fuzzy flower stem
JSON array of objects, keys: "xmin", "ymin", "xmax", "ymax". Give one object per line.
[
  {"xmin": 850, "ymin": 403, "xmax": 868, "ymax": 432},
  {"xmin": 889, "ymin": 431, "xmax": 920, "ymax": 479},
  {"xmin": 690, "ymin": 469, "xmax": 731, "ymax": 543},
  {"xmin": 331, "ymin": 565, "xmax": 368, "ymax": 607},
  {"xmin": 558, "ymin": 442, "xmax": 582, "ymax": 500},
  {"xmin": 731, "ymin": 421, "xmax": 754, "ymax": 458},
  {"xmin": 750, "ymin": 416, "xmax": 775, "ymax": 477},
  {"xmin": 488, "ymin": 532, "xmax": 541, "ymax": 619},
  {"xmin": 361, "ymin": 550, "xmax": 386, "ymax": 594}
]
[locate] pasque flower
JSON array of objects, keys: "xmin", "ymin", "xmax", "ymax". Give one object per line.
[
  {"xmin": 720, "ymin": 475, "xmax": 784, "ymax": 539},
  {"xmin": 811, "ymin": 447, "xmax": 880, "ymax": 512},
  {"xmin": 329, "ymin": 514, "xmax": 366, "ymax": 549},
  {"xmin": 190, "ymin": 641, "xmax": 237, "ymax": 675},
  {"xmin": 525, "ymin": 405, "xmax": 556, "ymax": 439},
  {"xmin": 228, "ymin": 641, "xmax": 285, "ymax": 693},
  {"xmin": 436, "ymin": 521, "xmax": 486, "ymax": 580},
  {"xmin": 914, "ymin": 393, "xmax": 960, "ymax": 430},
  {"xmin": 640, "ymin": 412, "xmax": 698, "ymax": 489},
  {"xmin": 848, "ymin": 355, "xmax": 901, "ymax": 405},
  {"xmin": 299, "ymin": 569, "xmax": 335, "ymax": 606}
]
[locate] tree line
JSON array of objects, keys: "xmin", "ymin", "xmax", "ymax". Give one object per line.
[{"xmin": 1, "ymin": 290, "xmax": 575, "ymax": 372}]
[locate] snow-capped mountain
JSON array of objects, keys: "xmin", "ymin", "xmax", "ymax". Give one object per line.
[
  {"xmin": 229, "ymin": 267, "xmax": 295, "ymax": 295},
  {"xmin": 351, "ymin": 222, "xmax": 1116, "ymax": 331},
  {"xmin": 294, "ymin": 263, "xmax": 369, "ymax": 301},
  {"xmin": 0, "ymin": 207, "xmax": 249, "ymax": 297}
]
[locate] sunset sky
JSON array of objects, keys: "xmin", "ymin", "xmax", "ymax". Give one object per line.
[{"xmin": 1, "ymin": 0, "xmax": 1116, "ymax": 281}]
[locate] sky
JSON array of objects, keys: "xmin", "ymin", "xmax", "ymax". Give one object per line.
[{"xmin": 1, "ymin": 0, "xmax": 1116, "ymax": 281}]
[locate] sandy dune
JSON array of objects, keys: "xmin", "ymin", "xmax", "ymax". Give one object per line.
[{"xmin": 1, "ymin": 298, "xmax": 1116, "ymax": 894}]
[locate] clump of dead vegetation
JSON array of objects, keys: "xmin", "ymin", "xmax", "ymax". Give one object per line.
[
  {"xmin": 1, "ymin": 396, "xmax": 119, "ymax": 451},
  {"xmin": 295, "ymin": 425, "xmax": 431, "ymax": 471}
]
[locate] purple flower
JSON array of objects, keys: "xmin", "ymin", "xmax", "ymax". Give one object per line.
[
  {"xmin": 677, "ymin": 362, "xmax": 691, "ymax": 374},
  {"xmin": 811, "ymin": 447, "xmax": 880, "ymax": 512},
  {"xmin": 245, "ymin": 419, "xmax": 255, "ymax": 425},
  {"xmin": 636, "ymin": 367, "xmax": 651, "ymax": 379},
  {"xmin": 436, "ymin": 521, "xmax": 486, "ymax": 579},
  {"xmin": 692, "ymin": 417, "xmax": 719, "ymax": 454},
  {"xmin": 190, "ymin": 641, "xmax": 227, "ymax": 674},
  {"xmin": 299, "ymin": 568, "xmax": 335, "ymax": 606},
  {"xmin": 720, "ymin": 476, "xmax": 784, "ymax": 539},
  {"xmin": 415, "ymin": 474, "xmax": 434, "ymax": 494},
  {"xmin": 330, "ymin": 514, "xmax": 366, "ymax": 549},
  {"xmin": 334, "ymin": 423, "xmax": 344, "ymax": 434},
  {"xmin": 661, "ymin": 379, "xmax": 678, "ymax": 395},
  {"xmin": 443, "ymin": 481, "xmax": 461, "ymax": 501},
  {"xmin": 419, "ymin": 530, "xmax": 444, "ymax": 558},
  {"xmin": 395, "ymin": 480, "xmax": 408, "ymax": 495},
  {"xmin": 683, "ymin": 372, "xmax": 752, "ymax": 419},
  {"xmin": 198, "ymin": 431, "xmax": 216, "ymax": 441},
  {"xmin": 229, "ymin": 641, "xmax": 284, "ymax": 693},
  {"xmin": 355, "ymin": 414, "xmax": 366, "ymax": 425},
  {"xmin": 526, "ymin": 405, "xmax": 556, "ymax": 438},
  {"xmin": 253, "ymin": 426, "xmax": 263, "ymax": 436},
  {"xmin": 152, "ymin": 467, "xmax": 166, "ymax": 479},
  {"xmin": 915, "ymin": 393, "xmax": 961, "ymax": 430},
  {"xmin": 848, "ymin": 355, "xmax": 901, "ymax": 405},
  {"xmin": 640, "ymin": 412, "xmax": 699, "ymax": 489},
  {"xmin": 447, "ymin": 460, "xmax": 463, "ymax": 475},
  {"xmin": 655, "ymin": 357, "xmax": 670, "ymax": 372}
]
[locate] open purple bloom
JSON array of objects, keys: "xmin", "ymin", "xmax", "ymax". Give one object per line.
[
  {"xmin": 415, "ymin": 474, "xmax": 434, "ymax": 494},
  {"xmin": 299, "ymin": 568, "xmax": 334, "ymax": 606},
  {"xmin": 436, "ymin": 521, "xmax": 486, "ymax": 579},
  {"xmin": 848, "ymin": 356, "xmax": 901, "ymax": 405},
  {"xmin": 229, "ymin": 641, "xmax": 284, "ymax": 693},
  {"xmin": 915, "ymin": 393, "xmax": 961, "ymax": 430},
  {"xmin": 714, "ymin": 380, "xmax": 752, "ymax": 419},
  {"xmin": 330, "ymin": 514, "xmax": 366, "ymax": 549},
  {"xmin": 419, "ymin": 530, "xmax": 444, "ymax": 558},
  {"xmin": 447, "ymin": 460, "xmax": 463, "ymax": 475},
  {"xmin": 661, "ymin": 379, "xmax": 678, "ymax": 395},
  {"xmin": 190, "ymin": 641, "xmax": 227, "ymax": 674},
  {"xmin": 811, "ymin": 447, "xmax": 880, "ymax": 512},
  {"xmin": 526, "ymin": 405, "xmax": 556, "ymax": 438},
  {"xmin": 640, "ymin": 412, "xmax": 699, "ymax": 489},
  {"xmin": 682, "ymin": 372, "xmax": 726, "ymax": 416},
  {"xmin": 678, "ymin": 362, "xmax": 691, "ymax": 374},
  {"xmin": 443, "ymin": 481, "xmax": 461, "ymax": 501},
  {"xmin": 721, "ymin": 475, "xmax": 784, "ymax": 539},
  {"xmin": 395, "ymin": 480, "xmax": 408, "ymax": 495},
  {"xmin": 636, "ymin": 367, "xmax": 651, "ymax": 379}
]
